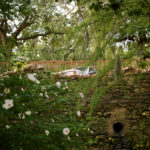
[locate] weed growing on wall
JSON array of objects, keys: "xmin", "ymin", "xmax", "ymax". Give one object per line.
[
  {"xmin": 128, "ymin": 129, "xmax": 150, "ymax": 150},
  {"xmin": 89, "ymin": 86, "xmax": 109, "ymax": 116},
  {"xmin": 71, "ymin": 60, "xmax": 115, "ymax": 116}
]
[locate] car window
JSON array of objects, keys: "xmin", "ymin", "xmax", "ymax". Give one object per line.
[
  {"xmin": 76, "ymin": 67, "xmax": 87, "ymax": 71},
  {"xmin": 89, "ymin": 67, "xmax": 96, "ymax": 74}
]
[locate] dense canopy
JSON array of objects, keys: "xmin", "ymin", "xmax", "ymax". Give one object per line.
[{"xmin": 0, "ymin": 0, "xmax": 149, "ymax": 60}]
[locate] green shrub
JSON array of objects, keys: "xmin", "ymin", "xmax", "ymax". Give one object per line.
[{"xmin": 0, "ymin": 72, "xmax": 91, "ymax": 150}]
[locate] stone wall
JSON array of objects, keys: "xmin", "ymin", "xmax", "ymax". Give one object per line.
[{"xmin": 91, "ymin": 72, "xmax": 150, "ymax": 149}]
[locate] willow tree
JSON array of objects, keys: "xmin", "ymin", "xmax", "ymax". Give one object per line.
[{"xmin": 87, "ymin": 0, "xmax": 150, "ymax": 57}]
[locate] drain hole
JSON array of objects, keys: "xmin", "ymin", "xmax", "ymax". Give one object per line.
[{"xmin": 113, "ymin": 122, "xmax": 123, "ymax": 133}]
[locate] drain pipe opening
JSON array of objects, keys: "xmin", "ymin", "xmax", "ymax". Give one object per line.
[{"xmin": 113, "ymin": 122, "xmax": 123, "ymax": 133}]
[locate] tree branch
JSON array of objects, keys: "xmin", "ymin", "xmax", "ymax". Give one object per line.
[
  {"xmin": 0, "ymin": 19, "xmax": 7, "ymax": 28},
  {"xmin": 16, "ymin": 30, "xmax": 64, "ymax": 41},
  {"xmin": 116, "ymin": 35, "xmax": 135, "ymax": 42},
  {"xmin": 12, "ymin": 16, "xmax": 34, "ymax": 39},
  {"xmin": 0, "ymin": 19, "xmax": 8, "ymax": 31}
]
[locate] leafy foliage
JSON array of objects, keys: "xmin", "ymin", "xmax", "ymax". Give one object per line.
[
  {"xmin": 0, "ymin": 72, "xmax": 92, "ymax": 150},
  {"xmin": 0, "ymin": 0, "xmax": 31, "ymax": 19}
]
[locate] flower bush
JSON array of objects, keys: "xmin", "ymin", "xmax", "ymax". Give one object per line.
[{"xmin": 0, "ymin": 71, "xmax": 91, "ymax": 150}]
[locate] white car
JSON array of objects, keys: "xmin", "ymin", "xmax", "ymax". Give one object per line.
[{"xmin": 59, "ymin": 66, "xmax": 96, "ymax": 77}]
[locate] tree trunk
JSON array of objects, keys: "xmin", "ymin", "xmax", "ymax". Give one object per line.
[
  {"xmin": 0, "ymin": 30, "xmax": 12, "ymax": 59},
  {"xmin": 137, "ymin": 32, "xmax": 147, "ymax": 58},
  {"xmin": 137, "ymin": 43, "xmax": 144, "ymax": 58},
  {"xmin": 0, "ymin": 30, "xmax": 6, "ymax": 46},
  {"xmin": 82, "ymin": 29, "xmax": 90, "ymax": 59}
]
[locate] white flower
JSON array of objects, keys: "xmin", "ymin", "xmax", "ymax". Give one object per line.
[
  {"xmin": 4, "ymin": 88, "xmax": 10, "ymax": 94},
  {"xmin": 2, "ymin": 99, "xmax": 14, "ymax": 110},
  {"xmin": 63, "ymin": 128, "xmax": 70, "ymax": 135},
  {"xmin": 90, "ymin": 130, "xmax": 94, "ymax": 134},
  {"xmin": 56, "ymin": 81, "xmax": 61, "ymax": 88},
  {"xmin": 67, "ymin": 136, "xmax": 71, "ymax": 141},
  {"xmin": 45, "ymin": 130, "xmax": 49, "ymax": 136},
  {"xmin": 41, "ymin": 86, "xmax": 46, "ymax": 91},
  {"xmin": 0, "ymin": 93, "xmax": 3, "ymax": 96},
  {"xmin": 77, "ymin": 110, "xmax": 81, "ymax": 117},
  {"xmin": 87, "ymin": 128, "xmax": 94, "ymax": 134},
  {"xmin": 21, "ymin": 88, "xmax": 24, "ymax": 92},
  {"xmin": 30, "ymin": 121, "xmax": 33, "ymax": 124},
  {"xmin": 102, "ymin": 1, "xmax": 109, "ymax": 8},
  {"xmin": 13, "ymin": 68, "xmax": 17, "ymax": 72},
  {"xmin": 35, "ymin": 79, "xmax": 40, "ymax": 84},
  {"xmin": 25, "ymin": 111, "xmax": 31, "ymax": 116},
  {"xmin": 22, "ymin": 114, "xmax": 25, "ymax": 119},
  {"xmin": 39, "ymin": 93, "xmax": 43, "ymax": 97},
  {"xmin": 64, "ymin": 82, "xmax": 69, "ymax": 89},
  {"xmin": 54, "ymin": 93, "xmax": 58, "ymax": 96},
  {"xmin": 51, "ymin": 119, "xmax": 55, "ymax": 122},
  {"xmin": 19, "ymin": 75, "xmax": 22, "ymax": 79},
  {"xmin": 18, "ymin": 113, "xmax": 25, "ymax": 119},
  {"xmin": 79, "ymin": 93, "xmax": 84, "ymax": 98},
  {"xmin": 76, "ymin": 133, "xmax": 79, "ymax": 137},
  {"xmin": 45, "ymin": 92, "xmax": 49, "ymax": 99},
  {"xmin": 6, "ymin": 125, "xmax": 10, "ymax": 129},
  {"xmin": 27, "ymin": 73, "xmax": 40, "ymax": 84},
  {"xmin": 63, "ymin": 86, "xmax": 69, "ymax": 90}
]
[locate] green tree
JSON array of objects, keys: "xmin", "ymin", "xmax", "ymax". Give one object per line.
[
  {"xmin": 87, "ymin": 0, "xmax": 150, "ymax": 57},
  {"xmin": 0, "ymin": 0, "xmax": 64, "ymax": 59}
]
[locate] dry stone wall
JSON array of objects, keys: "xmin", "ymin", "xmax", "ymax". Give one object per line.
[{"xmin": 90, "ymin": 72, "xmax": 150, "ymax": 149}]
